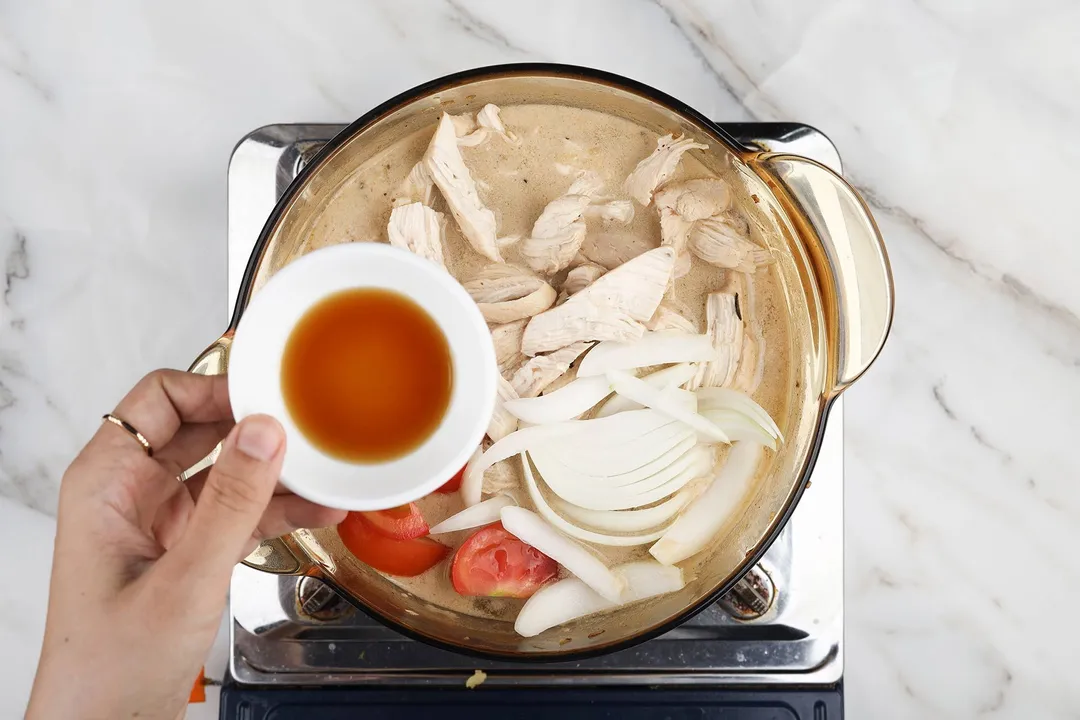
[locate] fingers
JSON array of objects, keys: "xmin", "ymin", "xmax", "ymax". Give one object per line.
[
  {"xmin": 96, "ymin": 371, "xmax": 231, "ymax": 457},
  {"xmin": 157, "ymin": 415, "xmax": 284, "ymax": 583},
  {"xmin": 154, "ymin": 419, "xmax": 235, "ymax": 478},
  {"xmin": 253, "ymin": 495, "xmax": 347, "ymax": 546}
]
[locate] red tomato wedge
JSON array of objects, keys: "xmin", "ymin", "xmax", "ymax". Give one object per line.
[
  {"xmin": 435, "ymin": 464, "xmax": 466, "ymax": 494},
  {"xmin": 451, "ymin": 523, "xmax": 558, "ymax": 598},
  {"xmin": 338, "ymin": 513, "xmax": 448, "ymax": 577},
  {"xmin": 360, "ymin": 503, "xmax": 428, "ymax": 540}
]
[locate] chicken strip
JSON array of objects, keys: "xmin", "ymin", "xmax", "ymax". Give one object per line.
[
  {"xmin": 520, "ymin": 172, "xmax": 605, "ymax": 275},
  {"xmin": 688, "ymin": 215, "xmax": 771, "ymax": 273},
  {"xmin": 521, "ymin": 247, "xmax": 674, "ymax": 356},
  {"xmin": 580, "ymin": 230, "xmax": 657, "ymax": 270},
  {"xmin": 423, "ymin": 113, "xmax": 501, "ymax": 262},
  {"xmin": 654, "ymin": 178, "xmax": 734, "ymax": 278},
  {"xmin": 463, "ymin": 264, "xmax": 557, "ymax": 324},
  {"xmin": 689, "ymin": 286, "xmax": 745, "ymax": 390},
  {"xmin": 490, "ymin": 318, "xmax": 528, "ymax": 378},
  {"xmin": 624, "ymin": 134, "xmax": 709, "ymax": 206},
  {"xmin": 455, "ymin": 103, "xmax": 521, "ymax": 147},
  {"xmin": 563, "ymin": 263, "xmax": 607, "ymax": 296},
  {"xmin": 510, "ymin": 341, "xmax": 593, "ymax": 398},
  {"xmin": 584, "ymin": 200, "xmax": 635, "ymax": 224},
  {"xmin": 488, "ymin": 375, "xmax": 520, "ymax": 442},
  {"xmin": 646, "ymin": 301, "xmax": 699, "ymax": 334},
  {"xmin": 393, "ymin": 162, "xmax": 436, "ymax": 208},
  {"xmin": 386, "ymin": 202, "xmax": 446, "ymax": 268}
]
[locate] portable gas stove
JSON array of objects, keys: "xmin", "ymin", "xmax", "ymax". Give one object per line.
[{"xmin": 219, "ymin": 122, "xmax": 845, "ymax": 718}]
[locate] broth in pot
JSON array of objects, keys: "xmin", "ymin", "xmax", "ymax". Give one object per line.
[{"xmin": 299, "ymin": 102, "xmax": 794, "ymax": 629}]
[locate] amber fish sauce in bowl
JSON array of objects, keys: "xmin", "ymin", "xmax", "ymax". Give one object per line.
[
  {"xmin": 227, "ymin": 243, "xmax": 496, "ymax": 511},
  {"xmin": 282, "ymin": 288, "xmax": 453, "ymax": 463}
]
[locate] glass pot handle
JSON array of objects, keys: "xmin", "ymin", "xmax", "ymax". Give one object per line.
[
  {"xmin": 756, "ymin": 154, "xmax": 895, "ymax": 395},
  {"xmin": 185, "ymin": 332, "xmax": 312, "ymax": 576}
]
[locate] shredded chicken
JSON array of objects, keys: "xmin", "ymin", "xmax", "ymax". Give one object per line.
[
  {"xmin": 624, "ymin": 134, "xmax": 709, "ymax": 206},
  {"xmin": 653, "ymin": 178, "xmax": 734, "ymax": 278},
  {"xmin": 393, "ymin": 162, "xmax": 436, "ymax": 208},
  {"xmin": 510, "ymin": 341, "xmax": 593, "ymax": 398},
  {"xmin": 463, "ymin": 264, "xmax": 556, "ymax": 324},
  {"xmin": 521, "ymin": 247, "xmax": 674, "ymax": 356},
  {"xmin": 584, "ymin": 200, "xmax": 635, "ymax": 224},
  {"xmin": 488, "ymin": 375, "xmax": 520, "ymax": 442},
  {"xmin": 386, "ymin": 202, "xmax": 446, "ymax": 267},
  {"xmin": 520, "ymin": 172, "xmax": 605, "ymax": 275},
  {"xmin": 563, "ymin": 263, "xmax": 607, "ymax": 295},
  {"xmin": 646, "ymin": 301, "xmax": 698, "ymax": 333},
  {"xmin": 688, "ymin": 215, "xmax": 770, "ymax": 273},
  {"xmin": 490, "ymin": 318, "xmax": 528, "ymax": 377},
  {"xmin": 655, "ymin": 188, "xmax": 694, "ymax": 279},
  {"xmin": 667, "ymin": 177, "xmax": 733, "ymax": 221},
  {"xmin": 482, "ymin": 458, "xmax": 520, "ymax": 495},
  {"xmin": 732, "ymin": 330, "xmax": 764, "ymax": 394},
  {"xmin": 476, "ymin": 104, "xmax": 520, "ymax": 145},
  {"xmin": 423, "ymin": 113, "xmax": 502, "ymax": 262},
  {"xmin": 580, "ymin": 231, "xmax": 657, "ymax": 270},
  {"xmin": 689, "ymin": 286, "xmax": 745, "ymax": 390}
]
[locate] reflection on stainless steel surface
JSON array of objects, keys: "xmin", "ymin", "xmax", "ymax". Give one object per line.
[{"xmin": 226, "ymin": 122, "xmax": 844, "ymax": 687}]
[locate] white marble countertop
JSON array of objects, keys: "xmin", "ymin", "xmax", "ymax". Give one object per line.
[{"xmin": 2, "ymin": 1, "xmax": 1078, "ymax": 717}]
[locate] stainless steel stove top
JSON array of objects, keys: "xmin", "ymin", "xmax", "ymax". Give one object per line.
[{"xmin": 226, "ymin": 122, "xmax": 844, "ymax": 687}]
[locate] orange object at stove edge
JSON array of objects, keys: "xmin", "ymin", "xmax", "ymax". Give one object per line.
[{"xmin": 188, "ymin": 667, "xmax": 206, "ymax": 703}]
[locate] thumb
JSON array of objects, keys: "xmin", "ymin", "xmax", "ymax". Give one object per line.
[{"xmin": 164, "ymin": 414, "xmax": 286, "ymax": 581}]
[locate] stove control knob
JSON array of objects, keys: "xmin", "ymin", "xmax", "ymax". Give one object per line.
[{"xmin": 718, "ymin": 564, "xmax": 776, "ymax": 621}]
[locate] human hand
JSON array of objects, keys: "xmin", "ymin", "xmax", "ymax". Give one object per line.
[{"xmin": 26, "ymin": 370, "xmax": 346, "ymax": 720}]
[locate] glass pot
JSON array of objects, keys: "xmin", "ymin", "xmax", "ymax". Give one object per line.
[{"xmin": 189, "ymin": 64, "xmax": 893, "ymax": 661}]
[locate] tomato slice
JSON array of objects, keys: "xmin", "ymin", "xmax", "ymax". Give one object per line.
[
  {"xmin": 338, "ymin": 513, "xmax": 448, "ymax": 577},
  {"xmin": 451, "ymin": 523, "xmax": 558, "ymax": 598},
  {"xmin": 360, "ymin": 503, "xmax": 428, "ymax": 540},
  {"xmin": 435, "ymin": 464, "xmax": 466, "ymax": 494}
]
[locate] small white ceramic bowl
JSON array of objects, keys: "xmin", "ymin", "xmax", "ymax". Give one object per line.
[{"xmin": 228, "ymin": 243, "xmax": 497, "ymax": 511}]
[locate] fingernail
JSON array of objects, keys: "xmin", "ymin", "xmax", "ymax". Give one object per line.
[{"xmin": 236, "ymin": 415, "xmax": 284, "ymax": 461}]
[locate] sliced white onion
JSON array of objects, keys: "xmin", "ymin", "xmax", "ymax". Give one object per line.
[
  {"xmin": 529, "ymin": 446, "xmax": 712, "ymax": 511},
  {"xmin": 503, "ymin": 375, "xmax": 613, "ymax": 425},
  {"xmin": 520, "ymin": 454, "xmax": 665, "ymax": 547},
  {"xmin": 514, "ymin": 561, "xmax": 685, "ymax": 637},
  {"xmin": 556, "ymin": 434, "xmax": 696, "ymax": 485},
  {"xmin": 595, "ymin": 363, "xmax": 697, "ymax": 418},
  {"xmin": 695, "ymin": 387, "xmax": 782, "ymax": 440},
  {"xmin": 553, "ymin": 490, "xmax": 694, "ymax": 533},
  {"xmin": 650, "ymin": 442, "xmax": 764, "ymax": 565},
  {"xmin": 462, "ymin": 410, "xmax": 667, "ymax": 505},
  {"xmin": 428, "ymin": 495, "xmax": 516, "ymax": 534},
  {"xmin": 460, "ymin": 445, "xmax": 486, "ymax": 507},
  {"xmin": 500, "ymin": 506, "xmax": 624, "ymax": 602},
  {"xmin": 608, "ymin": 370, "xmax": 729, "ymax": 443},
  {"xmin": 577, "ymin": 332, "xmax": 714, "ymax": 377},
  {"xmin": 700, "ymin": 408, "xmax": 776, "ymax": 449},
  {"xmin": 552, "ymin": 420, "xmax": 689, "ymax": 476},
  {"xmin": 535, "ymin": 443, "xmax": 703, "ymax": 505}
]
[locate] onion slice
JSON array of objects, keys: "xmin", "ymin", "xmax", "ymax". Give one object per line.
[
  {"xmin": 577, "ymin": 332, "xmax": 713, "ymax": 377},
  {"xmin": 695, "ymin": 387, "xmax": 782, "ymax": 440},
  {"xmin": 520, "ymin": 454, "xmax": 666, "ymax": 547},
  {"xmin": 595, "ymin": 363, "xmax": 698, "ymax": 418},
  {"xmin": 700, "ymin": 408, "xmax": 776, "ymax": 449},
  {"xmin": 529, "ymin": 446, "xmax": 711, "ymax": 511},
  {"xmin": 650, "ymin": 442, "xmax": 764, "ymax": 565},
  {"xmin": 514, "ymin": 561, "xmax": 685, "ymax": 637},
  {"xmin": 500, "ymin": 506, "xmax": 624, "ymax": 602},
  {"xmin": 463, "ymin": 411, "xmax": 669, "ymax": 505},
  {"xmin": 503, "ymin": 375, "xmax": 613, "ymax": 425},
  {"xmin": 553, "ymin": 490, "xmax": 694, "ymax": 533},
  {"xmin": 608, "ymin": 370, "xmax": 729, "ymax": 443},
  {"xmin": 428, "ymin": 495, "xmax": 516, "ymax": 534}
]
